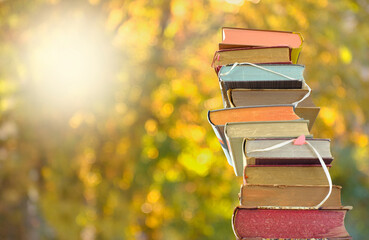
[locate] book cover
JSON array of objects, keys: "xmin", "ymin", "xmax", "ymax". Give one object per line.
[
  {"xmin": 219, "ymin": 64, "xmax": 305, "ymax": 82},
  {"xmin": 227, "ymin": 89, "xmax": 320, "ymax": 130},
  {"xmin": 243, "ymin": 138, "xmax": 333, "ymax": 166},
  {"xmin": 220, "ymin": 80, "xmax": 304, "ymax": 107},
  {"xmin": 294, "ymin": 107, "xmax": 320, "ymax": 131},
  {"xmin": 228, "ymin": 88, "xmax": 314, "ymax": 107},
  {"xmin": 243, "ymin": 165, "xmax": 331, "ymax": 185},
  {"xmin": 236, "ymin": 238, "xmax": 351, "ymax": 240},
  {"xmin": 211, "ymin": 46, "xmax": 291, "ymax": 70},
  {"xmin": 220, "ymin": 27, "xmax": 304, "ymax": 64},
  {"xmin": 208, "ymin": 105, "xmax": 300, "ymax": 171},
  {"xmin": 232, "ymin": 207, "xmax": 352, "ymax": 239},
  {"xmin": 224, "ymin": 120, "xmax": 311, "ymax": 176},
  {"xmin": 239, "ymin": 185, "xmax": 342, "ymax": 208}
]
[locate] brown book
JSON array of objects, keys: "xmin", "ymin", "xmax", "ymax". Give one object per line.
[
  {"xmin": 220, "ymin": 81, "xmax": 305, "ymax": 108},
  {"xmin": 227, "ymin": 88, "xmax": 320, "ymax": 130},
  {"xmin": 243, "ymin": 138, "xmax": 333, "ymax": 166},
  {"xmin": 225, "ymin": 120, "xmax": 311, "ymax": 176},
  {"xmin": 244, "ymin": 165, "xmax": 331, "ymax": 185},
  {"xmin": 239, "ymin": 185, "xmax": 342, "ymax": 208},
  {"xmin": 228, "ymin": 88, "xmax": 314, "ymax": 107},
  {"xmin": 211, "ymin": 46, "xmax": 291, "ymax": 68},
  {"xmin": 294, "ymin": 106, "xmax": 320, "ymax": 131}
]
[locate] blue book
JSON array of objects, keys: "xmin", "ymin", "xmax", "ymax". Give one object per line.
[
  {"xmin": 218, "ymin": 64, "xmax": 305, "ymax": 107},
  {"xmin": 219, "ymin": 64, "xmax": 305, "ymax": 82}
]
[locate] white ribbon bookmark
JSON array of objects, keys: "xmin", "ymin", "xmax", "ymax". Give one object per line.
[
  {"xmin": 218, "ymin": 62, "xmax": 311, "ymax": 107},
  {"xmin": 292, "ymin": 82, "xmax": 311, "ymax": 108},
  {"xmin": 247, "ymin": 135, "xmax": 332, "ymax": 210}
]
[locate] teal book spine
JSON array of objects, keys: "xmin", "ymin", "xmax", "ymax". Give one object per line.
[{"xmin": 219, "ymin": 64, "xmax": 305, "ymax": 81}]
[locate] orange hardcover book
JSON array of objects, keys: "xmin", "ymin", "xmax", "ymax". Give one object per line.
[
  {"xmin": 209, "ymin": 105, "xmax": 300, "ymax": 125},
  {"xmin": 220, "ymin": 27, "xmax": 303, "ymax": 64}
]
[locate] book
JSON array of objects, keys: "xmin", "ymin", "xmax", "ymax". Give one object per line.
[
  {"xmin": 243, "ymin": 165, "xmax": 331, "ymax": 185},
  {"xmin": 210, "ymin": 27, "xmax": 352, "ymax": 240},
  {"xmin": 224, "ymin": 120, "xmax": 311, "ymax": 176},
  {"xmin": 219, "ymin": 81, "xmax": 304, "ymax": 108},
  {"xmin": 218, "ymin": 64, "xmax": 305, "ymax": 107},
  {"xmin": 208, "ymin": 105, "xmax": 300, "ymax": 169},
  {"xmin": 220, "ymin": 27, "xmax": 304, "ymax": 64},
  {"xmin": 236, "ymin": 238, "xmax": 351, "ymax": 240},
  {"xmin": 294, "ymin": 107, "xmax": 320, "ymax": 131},
  {"xmin": 239, "ymin": 185, "xmax": 342, "ymax": 208},
  {"xmin": 211, "ymin": 46, "xmax": 291, "ymax": 71},
  {"xmin": 219, "ymin": 64, "xmax": 305, "ymax": 82},
  {"xmin": 227, "ymin": 88, "xmax": 314, "ymax": 107},
  {"xmin": 209, "ymin": 105, "xmax": 301, "ymax": 125},
  {"xmin": 226, "ymin": 89, "xmax": 320, "ymax": 130},
  {"xmin": 243, "ymin": 138, "xmax": 333, "ymax": 166},
  {"xmin": 232, "ymin": 207, "xmax": 352, "ymax": 239}
]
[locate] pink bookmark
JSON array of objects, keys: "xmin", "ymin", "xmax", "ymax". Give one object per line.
[{"xmin": 293, "ymin": 135, "xmax": 307, "ymax": 145}]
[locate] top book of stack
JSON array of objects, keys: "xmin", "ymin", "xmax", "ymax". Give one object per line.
[{"xmin": 218, "ymin": 27, "xmax": 304, "ymax": 64}]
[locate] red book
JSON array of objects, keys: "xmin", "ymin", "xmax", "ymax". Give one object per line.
[{"xmin": 232, "ymin": 207, "xmax": 352, "ymax": 239}]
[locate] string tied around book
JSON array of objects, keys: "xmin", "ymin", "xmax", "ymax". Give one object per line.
[
  {"xmin": 219, "ymin": 62, "xmax": 298, "ymax": 80},
  {"xmin": 292, "ymin": 82, "xmax": 311, "ymax": 108},
  {"xmin": 218, "ymin": 62, "xmax": 311, "ymax": 108},
  {"xmin": 246, "ymin": 135, "xmax": 332, "ymax": 210}
]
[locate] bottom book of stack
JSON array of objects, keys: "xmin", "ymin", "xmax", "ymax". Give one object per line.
[{"xmin": 232, "ymin": 206, "xmax": 352, "ymax": 240}]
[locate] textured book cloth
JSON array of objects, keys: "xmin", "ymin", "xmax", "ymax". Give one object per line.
[
  {"xmin": 232, "ymin": 207, "xmax": 352, "ymax": 239},
  {"xmin": 239, "ymin": 185, "xmax": 342, "ymax": 208},
  {"xmin": 219, "ymin": 64, "xmax": 304, "ymax": 82},
  {"xmin": 243, "ymin": 165, "xmax": 332, "ymax": 185},
  {"xmin": 244, "ymin": 138, "xmax": 333, "ymax": 165},
  {"xmin": 208, "ymin": 105, "xmax": 300, "ymax": 170},
  {"xmin": 224, "ymin": 120, "xmax": 311, "ymax": 176},
  {"xmin": 219, "ymin": 28, "xmax": 303, "ymax": 63},
  {"xmin": 218, "ymin": 64, "xmax": 305, "ymax": 105},
  {"xmin": 212, "ymin": 46, "xmax": 291, "ymax": 70}
]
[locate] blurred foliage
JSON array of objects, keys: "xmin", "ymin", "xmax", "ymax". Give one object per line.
[{"xmin": 0, "ymin": 0, "xmax": 368, "ymax": 239}]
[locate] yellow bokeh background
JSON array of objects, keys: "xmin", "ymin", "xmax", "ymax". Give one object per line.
[{"xmin": 0, "ymin": 0, "xmax": 368, "ymax": 239}]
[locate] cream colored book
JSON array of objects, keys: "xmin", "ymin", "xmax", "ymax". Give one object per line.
[
  {"xmin": 244, "ymin": 138, "xmax": 333, "ymax": 166},
  {"xmin": 224, "ymin": 120, "xmax": 311, "ymax": 176},
  {"xmin": 239, "ymin": 184, "xmax": 342, "ymax": 208},
  {"xmin": 244, "ymin": 165, "xmax": 331, "ymax": 185}
]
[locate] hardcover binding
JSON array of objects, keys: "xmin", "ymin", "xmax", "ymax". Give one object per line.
[{"xmin": 232, "ymin": 206, "xmax": 352, "ymax": 240}]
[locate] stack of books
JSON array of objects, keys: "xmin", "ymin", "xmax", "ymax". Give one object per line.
[{"xmin": 208, "ymin": 28, "xmax": 352, "ymax": 240}]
